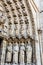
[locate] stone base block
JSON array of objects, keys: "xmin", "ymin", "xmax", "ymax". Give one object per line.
[
  {"xmin": 12, "ymin": 63, "xmax": 18, "ymax": 65},
  {"xmin": 26, "ymin": 63, "xmax": 31, "ymax": 65},
  {"xmin": 19, "ymin": 63, "xmax": 25, "ymax": 65}
]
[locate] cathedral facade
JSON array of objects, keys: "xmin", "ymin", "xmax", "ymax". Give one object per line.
[{"xmin": 0, "ymin": 0, "xmax": 42, "ymax": 65}]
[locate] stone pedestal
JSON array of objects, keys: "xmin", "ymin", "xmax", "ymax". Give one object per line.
[
  {"xmin": 26, "ymin": 63, "xmax": 31, "ymax": 65},
  {"xmin": 13, "ymin": 63, "xmax": 18, "ymax": 65},
  {"xmin": 5, "ymin": 63, "xmax": 11, "ymax": 65},
  {"xmin": 20, "ymin": 63, "xmax": 25, "ymax": 65}
]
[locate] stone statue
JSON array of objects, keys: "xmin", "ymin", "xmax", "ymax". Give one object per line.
[
  {"xmin": 19, "ymin": 42, "xmax": 25, "ymax": 65},
  {"xmin": 13, "ymin": 42, "xmax": 19, "ymax": 64},
  {"xmin": 26, "ymin": 41, "xmax": 32, "ymax": 64},
  {"xmin": 6, "ymin": 43, "xmax": 12, "ymax": 62}
]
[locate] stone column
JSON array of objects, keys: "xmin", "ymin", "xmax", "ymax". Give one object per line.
[
  {"xmin": 19, "ymin": 42, "xmax": 25, "ymax": 65},
  {"xmin": 26, "ymin": 41, "xmax": 32, "ymax": 65},
  {"xmin": 13, "ymin": 42, "xmax": 19, "ymax": 65},
  {"xmin": 1, "ymin": 40, "xmax": 7, "ymax": 65},
  {"xmin": 38, "ymin": 30, "xmax": 42, "ymax": 65},
  {"xmin": 6, "ymin": 43, "xmax": 12, "ymax": 63}
]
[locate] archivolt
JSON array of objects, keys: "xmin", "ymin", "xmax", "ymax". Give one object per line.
[{"xmin": 0, "ymin": 0, "xmax": 36, "ymax": 40}]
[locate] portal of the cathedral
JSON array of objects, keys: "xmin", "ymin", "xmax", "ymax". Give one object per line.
[{"xmin": 0, "ymin": 0, "xmax": 41, "ymax": 65}]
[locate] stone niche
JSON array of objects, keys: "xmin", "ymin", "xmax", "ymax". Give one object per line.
[{"xmin": 0, "ymin": 37, "xmax": 3, "ymax": 63}]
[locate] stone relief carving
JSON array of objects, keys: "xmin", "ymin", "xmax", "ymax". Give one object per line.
[
  {"xmin": 20, "ymin": 23, "xmax": 27, "ymax": 38},
  {"xmin": 2, "ymin": 22, "xmax": 9, "ymax": 37},
  {"xmin": 15, "ymin": 24, "xmax": 21, "ymax": 38},
  {"xmin": 9, "ymin": 23, "xmax": 16, "ymax": 38},
  {"xmin": 0, "ymin": 5, "xmax": 6, "ymax": 24},
  {"xmin": 0, "ymin": 4, "xmax": 9, "ymax": 37}
]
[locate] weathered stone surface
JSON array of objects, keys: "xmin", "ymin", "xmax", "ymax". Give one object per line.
[{"xmin": 0, "ymin": 0, "xmax": 42, "ymax": 65}]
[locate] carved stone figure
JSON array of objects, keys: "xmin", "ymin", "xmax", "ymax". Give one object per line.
[
  {"xmin": 19, "ymin": 42, "xmax": 25, "ymax": 64},
  {"xmin": 13, "ymin": 42, "xmax": 19, "ymax": 64},
  {"xmin": 9, "ymin": 23, "xmax": 16, "ymax": 38},
  {"xmin": 6, "ymin": 43, "xmax": 12, "ymax": 62},
  {"xmin": 26, "ymin": 41, "xmax": 32, "ymax": 64}
]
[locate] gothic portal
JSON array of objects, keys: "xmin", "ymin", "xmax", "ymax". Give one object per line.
[{"xmin": 0, "ymin": 0, "xmax": 42, "ymax": 65}]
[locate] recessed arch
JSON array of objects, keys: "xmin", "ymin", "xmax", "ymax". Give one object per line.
[{"xmin": 0, "ymin": 0, "xmax": 37, "ymax": 65}]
